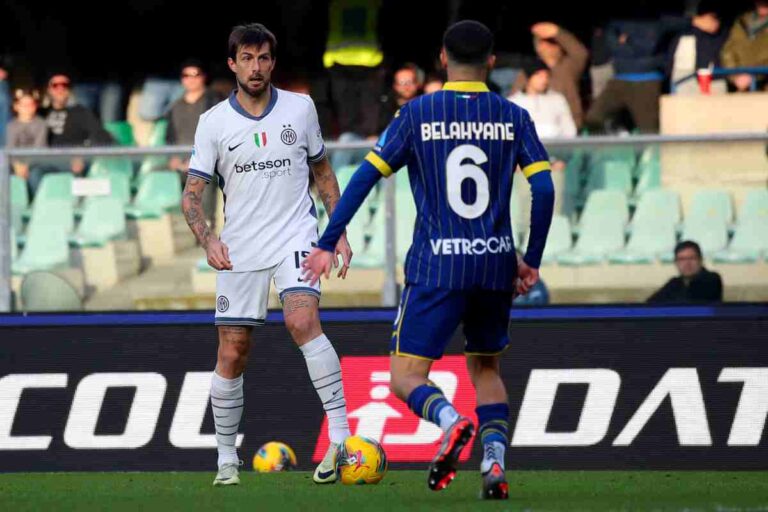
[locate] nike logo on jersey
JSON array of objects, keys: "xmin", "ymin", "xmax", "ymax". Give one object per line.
[{"xmin": 228, "ymin": 141, "xmax": 245, "ymax": 152}]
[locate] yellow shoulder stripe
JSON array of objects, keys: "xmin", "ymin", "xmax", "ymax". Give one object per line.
[
  {"xmin": 522, "ymin": 161, "xmax": 551, "ymax": 179},
  {"xmin": 365, "ymin": 151, "xmax": 393, "ymax": 177}
]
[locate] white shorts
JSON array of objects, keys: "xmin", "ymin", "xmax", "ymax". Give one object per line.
[{"xmin": 214, "ymin": 250, "xmax": 321, "ymax": 327}]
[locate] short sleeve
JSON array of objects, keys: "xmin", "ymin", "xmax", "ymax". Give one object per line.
[
  {"xmin": 306, "ymin": 99, "xmax": 326, "ymax": 163},
  {"xmin": 188, "ymin": 114, "xmax": 217, "ymax": 182},
  {"xmin": 364, "ymin": 105, "xmax": 413, "ymax": 177},
  {"xmin": 516, "ymin": 109, "xmax": 551, "ymax": 180}
]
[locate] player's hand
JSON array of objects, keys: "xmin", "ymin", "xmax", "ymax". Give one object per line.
[
  {"xmin": 301, "ymin": 248, "xmax": 335, "ymax": 286},
  {"xmin": 206, "ymin": 236, "xmax": 233, "ymax": 271},
  {"xmin": 334, "ymin": 232, "xmax": 353, "ymax": 279},
  {"xmin": 531, "ymin": 22, "xmax": 559, "ymax": 40},
  {"xmin": 516, "ymin": 259, "xmax": 540, "ymax": 296}
]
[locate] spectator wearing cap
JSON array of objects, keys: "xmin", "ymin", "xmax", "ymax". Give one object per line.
[
  {"xmin": 647, "ymin": 241, "xmax": 723, "ymax": 303},
  {"xmin": 531, "ymin": 22, "xmax": 589, "ymax": 128},
  {"xmin": 721, "ymin": 0, "xmax": 768, "ymax": 92},
  {"xmin": 668, "ymin": 0, "xmax": 728, "ymax": 95},
  {"xmin": 5, "ymin": 89, "xmax": 48, "ymax": 195}
]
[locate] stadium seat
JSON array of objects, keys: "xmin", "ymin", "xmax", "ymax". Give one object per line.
[
  {"xmin": 103, "ymin": 121, "xmax": 136, "ymax": 146},
  {"xmin": 609, "ymin": 220, "xmax": 676, "ymax": 264},
  {"xmin": 11, "ymin": 175, "xmax": 28, "ymax": 234},
  {"xmin": 713, "ymin": 219, "xmax": 768, "ymax": 263},
  {"xmin": 356, "ymin": 209, "xmax": 386, "ymax": 268},
  {"xmin": 631, "ymin": 189, "xmax": 681, "ymax": 229},
  {"xmin": 539, "ymin": 215, "xmax": 572, "ymax": 264},
  {"xmin": 126, "ymin": 171, "xmax": 182, "ymax": 218},
  {"xmin": 557, "ymin": 216, "xmax": 625, "ymax": 265},
  {"xmin": 681, "ymin": 216, "xmax": 729, "ymax": 256},
  {"xmin": 27, "ymin": 173, "xmax": 74, "ymax": 217},
  {"xmin": 633, "ymin": 159, "xmax": 661, "ymax": 198},
  {"xmin": 89, "ymin": 158, "xmax": 134, "ymax": 180},
  {"xmin": 148, "ymin": 119, "xmax": 169, "ymax": 147},
  {"xmin": 71, "ymin": 197, "xmax": 127, "ymax": 247},
  {"xmin": 601, "ymin": 161, "xmax": 633, "ymax": 195},
  {"xmin": 13, "ymin": 200, "xmax": 73, "ymax": 274},
  {"xmin": 336, "ymin": 165, "xmax": 357, "ymax": 191},
  {"xmin": 579, "ymin": 190, "xmax": 630, "ymax": 226},
  {"xmin": 738, "ymin": 189, "xmax": 768, "ymax": 225},
  {"xmin": 688, "ymin": 189, "xmax": 733, "ymax": 224},
  {"xmin": 396, "ymin": 187, "xmax": 417, "ymax": 262},
  {"xmin": 105, "ymin": 172, "xmax": 132, "ymax": 206},
  {"xmin": 20, "ymin": 271, "xmax": 82, "ymax": 312}
]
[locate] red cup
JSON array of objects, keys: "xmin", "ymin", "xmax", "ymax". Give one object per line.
[{"xmin": 697, "ymin": 68, "xmax": 713, "ymax": 95}]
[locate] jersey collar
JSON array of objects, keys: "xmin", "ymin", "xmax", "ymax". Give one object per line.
[
  {"xmin": 228, "ymin": 85, "xmax": 279, "ymax": 121},
  {"xmin": 442, "ymin": 81, "xmax": 490, "ymax": 93}
]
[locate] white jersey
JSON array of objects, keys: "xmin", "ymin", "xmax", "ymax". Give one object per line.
[{"xmin": 189, "ymin": 86, "xmax": 326, "ymax": 272}]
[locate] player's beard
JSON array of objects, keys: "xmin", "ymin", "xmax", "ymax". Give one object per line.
[{"xmin": 237, "ymin": 74, "xmax": 270, "ymax": 98}]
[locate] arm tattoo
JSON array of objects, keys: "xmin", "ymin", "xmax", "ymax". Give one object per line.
[
  {"xmin": 182, "ymin": 177, "xmax": 213, "ymax": 248},
  {"xmin": 283, "ymin": 294, "xmax": 318, "ymax": 315},
  {"xmin": 311, "ymin": 158, "xmax": 341, "ymax": 216}
]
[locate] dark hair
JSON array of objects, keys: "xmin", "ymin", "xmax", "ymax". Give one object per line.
[
  {"xmin": 443, "ymin": 20, "xmax": 494, "ymax": 65},
  {"xmin": 228, "ymin": 23, "xmax": 277, "ymax": 60},
  {"xmin": 675, "ymin": 240, "xmax": 703, "ymax": 259},
  {"xmin": 524, "ymin": 58, "xmax": 550, "ymax": 78},
  {"xmin": 180, "ymin": 58, "xmax": 206, "ymax": 75}
]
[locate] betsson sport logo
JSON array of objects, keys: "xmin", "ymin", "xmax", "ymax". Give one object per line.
[{"xmin": 313, "ymin": 356, "xmax": 478, "ymax": 463}]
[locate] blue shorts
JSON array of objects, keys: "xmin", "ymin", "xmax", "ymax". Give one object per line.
[{"xmin": 390, "ymin": 284, "xmax": 513, "ymax": 360}]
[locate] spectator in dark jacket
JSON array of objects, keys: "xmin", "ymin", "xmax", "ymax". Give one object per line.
[
  {"xmin": 721, "ymin": 0, "xmax": 768, "ymax": 92},
  {"xmin": 647, "ymin": 241, "xmax": 723, "ymax": 303},
  {"xmin": 585, "ymin": 13, "xmax": 719, "ymax": 132},
  {"xmin": 376, "ymin": 63, "xmax": 422, "ymax": 133},
  {"xmin": 668, "ymin": 1, "xmax": 728, "ymax": 94}
]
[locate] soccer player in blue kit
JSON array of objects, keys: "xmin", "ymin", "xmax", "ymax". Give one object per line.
[{"xmin": 303, "ymin": 20, "xmax": 554, "ymax": 499}]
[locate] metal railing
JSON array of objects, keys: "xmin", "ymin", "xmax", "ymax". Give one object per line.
[
  {"xmin": 671, "ymin": 66, "xmax": 768, "ymax": 93},
  {"xmin": 3, "ymin": 132, "xmax": 768, "ymax": 312}
]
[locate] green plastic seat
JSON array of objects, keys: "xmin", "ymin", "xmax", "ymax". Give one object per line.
[
  {"xmin": 20, "ymin": 272, "xmax": 83, "ymax": 312},
  {"xmin": 27, "ymin": 173, "xmax": 74, "ymax": 218},
  {"xmin": 713, "ymin": 219, "xmax": 768, "ymax": 263},
  {"xmin": 105, "ymin": 172, "xmax": 132, "ymax": 206},
  {"xmin": 396, "ymin": 187, "xmax": 417, "ymax": 262},
  {"xmin": 89, "ymin": 158, "xmax": 134, "ymax": 180},
  {"xmin": 688, "ymin": 189, "xmax": 733, "ymax": 224},
  {"xmin": 580, "ymin": 190, "xmax": 629, "ymax": 227},
  {"xmin": 610, "ymin": 221, "xmax": 676, "ymax": 264},
  {"xmin": 538, "ymin": 215, "xmax": 572, "ymax": 265},
  {"xmin": 12, "ymin": 200, "xmax": 73, "ymax": 275},
  {"xmin": 631, "ymin": 190, "xmax": 681, "ymax": 229},
  {"xmin": 11, "ymin": 175, "xmax": 28, "ymax": 234},
  {"xmin": 738, "ymin": 189, "xmax": 768, "ymax": 225},
  {"xmin": 103, "ymin": 121, "xmax": 136, "ymax": 146},
  {"xmin": 602, "ymin": 161, "xmax": 633, "ymax": 195},
  {"xmin": 558, "ymin": 216, "xmax": 625, "ymax": 265},
  {"xmin": 126, "ymin": 171, "xmax": 182, "ymax": 219},
  {"xmin": 148, "ymin": 119, "xmax": 169, "ymax": 147},
  {"xmin": 680, "ymin": 216, "xmax": 729, "ymax": 256},
  {"xmin": 70, "ymin": 197, "xmax": 127, "ymax": 247},
  {"xmin": 355, "ymin": 209, "xmax": 386, "ymax": 268},
  {"xmin": 633, "ymin": 159, "xmax": 661, "ymax": 198}
]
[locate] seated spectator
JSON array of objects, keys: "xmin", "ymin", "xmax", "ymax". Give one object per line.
[
  {"xmin": 647, "ymin": 241, "xmax": 723, "ymax": 303},
  {"xmin": 0, "ymin": 65, "xmax": 8, "ymax": 146},
  {"xmin": 5, "ymin": 89, "xmax": 48, "ymax": 195},
  {"xmin": 669, "ymin": 0, "xmax": 728, "ymax": 95},
  {"xmin": 167, "ymin": 60, "xmax": 220, "ymax": 172},
  {"xmin": 585, "ymin": 13, "xmax": 718, "ymax": 133},
  {"xmin": 721, "ymin": 0, "xmax": 768, "ymax": 92},
  {"xmin": 41, "ymin": 72, "xmax": 113, "ymax": 176},
  {"xmin": 423, "ymin": 74, "xmax": 444, "ymax": 94},
  {"xmin": 376, "ymin": 63, "xmax": 422, "ymax": 133},
  {"xmin": 531, "ymin": 22, "xmax": 589, "ymax": 128},
  {"xmin": 508, "ymin": 60, "xmax": 577, "ymax": 139}
]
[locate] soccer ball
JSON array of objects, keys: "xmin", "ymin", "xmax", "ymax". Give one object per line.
[
  {"xmin": 336, "ymin": 436, "xmax": 388, "ymax": 485},
  {"xmin": 253, "ymin": 441, "xmax": 297, "ymax": 472}
]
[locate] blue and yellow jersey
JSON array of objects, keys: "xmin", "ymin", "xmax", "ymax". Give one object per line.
[{"xmin": 365, "ymin": 81, "xmax": 551, "ymax": 291}]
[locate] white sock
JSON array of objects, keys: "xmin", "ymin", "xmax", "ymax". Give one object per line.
[
  {"xmin": 300, "ymin": 334, "xmax": 351, "ymax": 444},
  {"xmin": 438, "ymin": 405, "xmax": 460, "ymax": 432},
  {"xmin": 480, "ymin": 441, "xmax": 507, "ymax": 473},
  {"xmin": 210, "ymin": 371, "xmax": 243, "ymax": 467}
]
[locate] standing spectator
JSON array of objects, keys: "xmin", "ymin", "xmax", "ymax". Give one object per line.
[
  {"xmin": 325, "ymin": 0, "xmax": 384, "ymax": 165},
  {"xmin": 41, "ymin": 72, "xmax": 114, "ymax": 176},
  {"xmin": 669, "ymin": 1, "xmax": 728, "ymax": 94},
  {"xmin": 590, "ymin": 27, "xmax": 615, "ymax": 99},
  {"xmin": 585, "ymin": 13, "xmax": 719, "ymax": 133},
  {"xmin": 167, "ymin": 60, "xmax": 220, "ymax": 172},
  {"xmin": 376, "ymin": 63, "xmax": 422, "ymax": 134},
  {"xmin": 531, "ymin": 22, "xmax": 589, "ymax": 128},
  {"xmin": 647, "ymin": 241, "xmax": 723, "ymax": 303},
  {"xmin": 5, "ymin": 90, "xmax": 48, "ymax": 195},
  {"xmin": 0, "ymin": 65, "xmax": 9, "ymax": 146},
  {"xmin": 721, "ymin": 0, "xmax": 768, "ymax": 92},
  {"xmin": 423, "ymin": 74, "xmax": 445, "ymax": 94}
]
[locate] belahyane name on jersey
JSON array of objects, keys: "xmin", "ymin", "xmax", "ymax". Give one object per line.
[{"xmin": 420, "ymin": 122, "xmax": 515, "ymax": 142}]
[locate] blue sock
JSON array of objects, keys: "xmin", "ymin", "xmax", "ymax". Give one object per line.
[
  {"xmin": 406, "ymin": 384, "xmax": 459, "ymax": 431},
  {"xmin": 477, "ymin": 403, "xmax": 509, "ymax": 470}
]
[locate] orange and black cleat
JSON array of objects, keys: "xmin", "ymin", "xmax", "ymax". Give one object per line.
[
  {"xmin": 481, "ymin": 462, "xmax": 509, "ymax": 500},
  {"xmin": 427, "ymin": 417, "xmax": 475, "ymax": 491}
]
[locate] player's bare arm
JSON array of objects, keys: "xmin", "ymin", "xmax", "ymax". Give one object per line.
[
  {"xmin": 182, "ymin": 177, "xmax": 232, "ymax": 271},
  {"xmin": 310, "ymin": 157, "xmax": 352, "ymax": 279}
]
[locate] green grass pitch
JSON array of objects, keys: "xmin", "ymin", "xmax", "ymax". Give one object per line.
[{"xmin": 1, "ymin": 471, "xmax": 766, "ymax": 511}]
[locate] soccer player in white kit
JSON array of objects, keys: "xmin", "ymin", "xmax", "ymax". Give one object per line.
[{"xmin": 181, "ymin": 23, "xmax": 353, "ymax": 486}]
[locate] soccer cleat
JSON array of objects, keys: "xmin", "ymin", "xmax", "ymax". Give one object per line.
[
  {"xmin": 313, "ymin": 442, "xmax": 339, "ymax": 484},
  {"xmin": 481, "ymin": 462, "xmax": 509, "ymax": 500},
  {"xmin": 213, "ymin": 462, "xmax": 241, "ymax": 486},
  {"xmin": 428, "ymin": 416, "xmax": 475, "ymax": 491}
]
